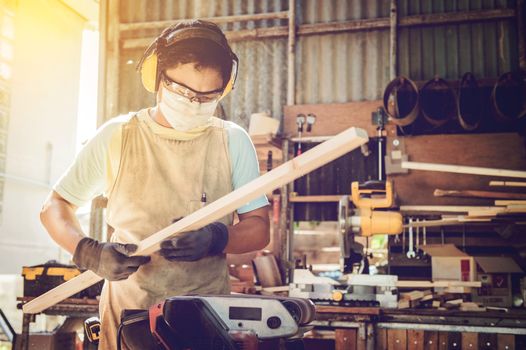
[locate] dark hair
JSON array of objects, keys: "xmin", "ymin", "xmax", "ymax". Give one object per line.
[{"xmin": 157, "ymin": 20, "xmax": 233, "ymax": 87}]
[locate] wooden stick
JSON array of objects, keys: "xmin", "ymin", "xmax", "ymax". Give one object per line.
[
  {"xmin": 495, "ymin": 200, "xmax": 526, "ymax": 206},
  {"xmin": 403, "ymin": 216, "xmax": 491, "ymax": 228},
  {"xmin": 434, "ymin": 189, "xmax": 526, "ymax": 200},
  {"xmin": 401, "ymin": 161, "xmax": 526, "ymax": 179},
  {"xmin": 397, "ymin": 280, "xmax": 481, "ymax": 288},
  {"xmin": 490, "ymin": 181, "xmax": 526, "ymax": 187},
  {"xmin": 400, "ymin": 205, "xmax": 498, "ymax": 213},
  {"xmin": 22, "ymin": 127, "xmax": 368, "ymax": 314},
  {"xmin": 468, "ymin": 206, "xmax": 526, "ymax": 217}
]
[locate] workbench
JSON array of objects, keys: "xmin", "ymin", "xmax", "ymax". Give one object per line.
[
  {"xmin": 16, "ymin": 297, "xmax": 98, "ymax": 350},
  {"xmin": 16, "ymin": 298, "xmax": 526, "ymax": 349},
  {"xmin": 308, "ymin": 306, "xmax": 526, "ymax": 350}
]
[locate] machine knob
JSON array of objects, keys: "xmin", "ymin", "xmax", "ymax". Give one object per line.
[
  {"xmin": 267, "ymin": 316, "xmax": 282, "ymax": 329},
  {"xmin": 332, "ymin": 291, "xmax": 344, "ymax": 302}
]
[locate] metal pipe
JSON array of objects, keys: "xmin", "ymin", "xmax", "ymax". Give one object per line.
[
  {"xmin": 122, "ymin": 9, "xmax": 516, "ymax": 49},
  {"xmin": 389, "ymin": 0, "xmax": 398, "ymax": 80},
  {"xmin": 119, "ymin": 11, "xmax": 290, "ymax": 32},
  {"xmin": 280, "ymin": 139, "xmax": 291, "ymax": 283},
  {"xmin": 287, "ymin": 0, "xmax": 297, "ymax": 106}
]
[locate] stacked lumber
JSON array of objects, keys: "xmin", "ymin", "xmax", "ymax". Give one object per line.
[{"xmin": 396, "ymin": 280, "xmax": 485, "ymax": 310}]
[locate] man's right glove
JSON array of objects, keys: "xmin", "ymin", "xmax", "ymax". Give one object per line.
[{"xmin": 73, "ymin": 237, "xmax": 151, "ymax": 281}]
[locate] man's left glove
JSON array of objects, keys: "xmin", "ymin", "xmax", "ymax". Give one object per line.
[{"xmin": 159, "ymin": 222, "xmax": 229, "ymax": 262}]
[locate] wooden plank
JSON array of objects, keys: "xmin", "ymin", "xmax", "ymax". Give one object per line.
[
  {"xmin": 376, "ymin": 328, "xmax": 388, "ymax": 350},
  {"xmin": 490, "ymin": 181, "xmax": 526, "ymax": 187},
  {"xmin": 434, "ymin": 189, "xmax": 526, "ymax": 200},
  {"xmin": 119, "ymin": 11, "xmax": 290, "ymax": 31},
  {"xmin": 495, "ymin": 200, "xmax": 526, "ymax": 206},
  {"xmin": 424, "ymin": 331, "xmax": 438, "ymax": 350},
  {"xmin": 283, "ymin": 101, "xmax": 393, "ymax": 138},
  {"xmin": 357, "ymin": 325, "xmax": 367, "ymax": 350},
  {"xmin": 388, "ymin": 329, "xmax": 407, "ymax": 350},
  {"xmin": 462, "ymin": 332, "xmax": 478, "ymax": 350},
  {"xmin": 497, "ymin": 334, "xmax": 515, "ymax": 350},
  {"xmin": 400, "ymin": 205, "xmax": 498, "ymax": 213},
  {"xmin": 468, "ymin": 207, "xmax": 526, "ymax": 217},
  {"xmin": 123, "ymin": 10, "xmax": 515, "ymax": 48},
  {"xmin": 402, "ymin": 161, "xmax": 526, "ymax": 179},
  {"xmin": 397, "ymin": 281, "xmax": 481, "ymax": 288},
  {"xmin": 388, "ymin": 134, "xmax": 526, "ymax": 206},
  {"xmin": 289, "ymin": 194, "xmax": 343, "ymax": 202},
  {"xmin": 23, "ymin": 127, "xmax": 368, "ymax": 314},
  {"xmin": 402, "ymin": 216, "xmax": 491, "ymax": 228},
  {"xmin": 438, "ymin": 332, "xmax": 449, "ymax": 350},
  {"xmin": 335, "ymin": 329, "xmax": 356, "ymax": 350},
  {"xmin": 408, "ymin": 330, "xmax": 425, "ymax": 350}
]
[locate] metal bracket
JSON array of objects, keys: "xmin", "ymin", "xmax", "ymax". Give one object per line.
[{"xmin": 385, "ymin": 137, "xmax": 408, "ymax": 175}]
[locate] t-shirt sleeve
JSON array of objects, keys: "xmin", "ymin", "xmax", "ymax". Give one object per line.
[
  {"xmin": 227, "ymin": 123, "xmax": 270, "ymax": 214},
  {"xmin": 53, "ymin": 118, "xmax": 123, "ymax": 207}
]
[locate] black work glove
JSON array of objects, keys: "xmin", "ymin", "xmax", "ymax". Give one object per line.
[
  {"xmin": 159, "ymin": 222, "xmax": 229, "ymax": 262},
  {"xmin": 73, "ymin": 237, "xmax": 151, "ymax": 281}
]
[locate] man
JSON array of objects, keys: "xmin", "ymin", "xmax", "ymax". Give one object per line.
[{"xmin": 40, "ymin": 20, "xmax": 270, "ymax": 349}]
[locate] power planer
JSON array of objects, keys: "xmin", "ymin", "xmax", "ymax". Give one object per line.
[{"xmin": 114, "ymin": 294, "xmax": 315, "ymax": 350}]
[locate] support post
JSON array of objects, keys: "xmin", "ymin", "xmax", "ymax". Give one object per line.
[
  {"xmin": 389, "ymin": 0, "xmax": 398, "ymax": 80},
  {"xmin": 287, "ymin": 0, "xmax": 297, "ymax": 106}
]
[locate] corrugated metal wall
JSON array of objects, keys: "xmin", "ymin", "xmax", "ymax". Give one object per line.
[
  {"xmin": 397, "ymin": 0, "xmax": 517, "ymax": 80},
  {"xmin": 106, "ymin": 0, "xmax": 519, "ymax": 129}
]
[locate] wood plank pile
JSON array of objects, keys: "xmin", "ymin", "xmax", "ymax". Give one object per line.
[{"xmin": 398, "ymin": 288, "xmax": 487, "ymax": 311}]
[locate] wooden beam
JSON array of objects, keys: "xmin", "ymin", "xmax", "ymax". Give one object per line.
[
  {"xmin": 402, "ymin": 161, "xmax": 526, "ymax": 179},
  {"xmin": 22, "ymin": 127, "xmax": 368, "ymax": 314},
  {"xmin": 403, "ymin": 216, "xmax": 491, "ymax": 228},
  {"xmin": 287, "ymin": 0, "xmax": 296, "ymax": 106},
  {"xmin": 400, "ymin": 205, "xmax": 498, "ymax": 213},
  {"xmin": 119, "ymin": 11, "xmax": 290, "ymax": 32},
  {"xmin": 434, "ymin": 189, "xmax": 526, "ymax": 200},
  {"xmin": 490, "ymin": 180, "xmax": 526, "ymax": 187},
  {"xmin": 122, "ymin": 9, "xmax": 515, "ymax": 48},
  {"xmin": 468, "ymin": 206, "xmax": 526, "ymax": 217}
]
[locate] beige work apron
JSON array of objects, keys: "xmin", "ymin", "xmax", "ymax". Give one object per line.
[{"xmin": 98, "ymin": 110, "xmax": 233, "ymax": 350}]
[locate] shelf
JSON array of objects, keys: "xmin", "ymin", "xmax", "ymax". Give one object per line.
[{"xmin": 289, "ymin": 194, "xmax": 345, "ymax": 203}]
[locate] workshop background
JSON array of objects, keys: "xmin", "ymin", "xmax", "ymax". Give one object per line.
[{"xmin": 1, "ymin": 0, "xmax": 526, "ymax": 349}]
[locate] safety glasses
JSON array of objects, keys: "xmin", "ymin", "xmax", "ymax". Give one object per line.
[{"xmin": 161, "ymin": 73, "xmax": 224, "ymax": 103}]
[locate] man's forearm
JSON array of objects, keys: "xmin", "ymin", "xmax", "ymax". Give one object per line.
[
  {"xmin": 224, "ymin": 214, "xmax": 270, "ymax": 254},
  {"xmin": 40, "ymin": 191, "xmax": 85, "ymax": 255}
]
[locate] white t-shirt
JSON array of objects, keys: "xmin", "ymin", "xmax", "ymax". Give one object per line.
[{"xmin": 54, "ymin": 112, "xmax": 269, "ymax": 214}]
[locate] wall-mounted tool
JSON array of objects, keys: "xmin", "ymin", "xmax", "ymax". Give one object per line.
[
  {"xmin": 306, "ymin": 113, "xmax": 316, "ymax": 132},
  {"xmin": 338, "ymin": 180, "xmax": 403, "ymax": 273},
  {"xmin": 372, "ymin": 108, "xmax": 388, "ymax": 180},
  {"xmin": 295, "ymin": 114, "xmax": 306, "ymax": 156},
  {"xmin": 406, "ymin": 217, "xmax": 416, "ymax": 259}
]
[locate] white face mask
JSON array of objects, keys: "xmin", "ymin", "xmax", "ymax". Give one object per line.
[{"xmin": 158, "ymin": 86, "xmax": 219, "ymax": 131}]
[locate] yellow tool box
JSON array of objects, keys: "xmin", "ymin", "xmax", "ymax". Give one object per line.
[{"xmin": 22, "ymin": 260, "xmax": 103, "ymax": 299}]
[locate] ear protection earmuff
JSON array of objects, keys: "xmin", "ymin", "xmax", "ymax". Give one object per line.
[{"xmin": 137, "ymin": 24, "xmax": 239, "ymax": 100}]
